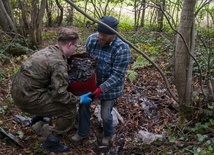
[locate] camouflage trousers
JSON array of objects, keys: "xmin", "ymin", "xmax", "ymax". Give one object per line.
[
  {"xmin": 13, "ymin": 94, "xmax": 77, "ymax": 134},
  {"xmin": 11, "ymin": 74, "xmax": 77, "ymax": 135}
]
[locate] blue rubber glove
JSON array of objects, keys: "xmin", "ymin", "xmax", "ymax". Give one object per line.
[{"xmin": 80, "ymin": 92, "xmax": 92, "ymax": 104}]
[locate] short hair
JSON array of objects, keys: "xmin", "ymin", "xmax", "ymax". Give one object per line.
[{"xmin": 58, "ymin": 28, "xmax": 79, "ymax": 44}]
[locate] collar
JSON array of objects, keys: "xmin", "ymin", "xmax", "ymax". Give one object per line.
[
  {"xmin": 109, "ymin": 36, "xmax": 117, "ymax": 46},
  {"xmin": 55, "ymin": 44, "xmax": 67, "ymax": 60}
]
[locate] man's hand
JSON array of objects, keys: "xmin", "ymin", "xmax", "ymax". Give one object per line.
[
  {"xmin": 92, "ymin": 87, "xmax": 102, "ymax": 99},
  {"xmin": 80, "ymin": 92, "xmax": 92, "ymax": 104}
]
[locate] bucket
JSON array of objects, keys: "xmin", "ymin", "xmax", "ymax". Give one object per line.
[{"xmin": 67, "ymin": 53, "xmax": 96, "ymax": 96}]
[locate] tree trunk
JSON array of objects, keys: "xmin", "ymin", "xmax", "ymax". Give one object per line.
[
  {"xmin": 0, "ymin": 0, "xmax": 17, "ymax": 33},
  {"xmin": 157, "ymin": 0, "xmax": 165, "ymax": 32},
  {"xmin": 83, "ymin": 0, "xmax": 89, "ymax": 25},
  {"xmin": 149, "ymin": 7, "xmax": 156, "ymax": 28},
  {"xmin": 140, "ymin": 0, "xmax": 146, "ymax": 27},
  {"xmin": 46, "ymin": 0, "xmax": 53, "ymax": 27},
  {"xmin": 29, "ymin": 0, "xmax": 46, "ymax": 47},
  {"xmin": 55, "ymin": 0, "xmax": 63, "ymax": 26},
  {"xmin": 104, "ymin": 0, "xmax": 110, "ymax": 16},
  {"xmin": 36, "ymin": 0, "xmax": 46, "ymax": 42},
  {"xmin": 134, "ymin": 0, "xmax": 138, "ymax": 31},
  {"xmin": 67, "ymin": 5, "xmax": 74, "ymax": 24},
  {"xmin": 19, "ymin": 0, "xmax": 29, "ymax": 36},
  {"xmin": 174, "ymin": 0, "xmax": 196, "ymax": 120}
]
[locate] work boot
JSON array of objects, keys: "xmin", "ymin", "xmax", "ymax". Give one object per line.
[
  {"xmin": 31, "ymin": 116, "xmax": 44, "ymax": 125},
  {"xmin": 101, "ymin": 134, "xmax": 116, "ymax": 146},
  {"xmin": 31, "ymin": 116, "xmax": 51, "ymax": 126},
  {"xmin": 42, "ymin": 134, "xmax": 69, "ymax": 152},
  {"xmin": 70, "ymin": 133, "xmax": 86, "ymax": 142}
]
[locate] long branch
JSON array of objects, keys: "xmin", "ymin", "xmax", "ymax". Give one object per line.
[
  {"xmin": 195, "ymin": 0, "xmax": 212, "ymax": 16},
  {"xmin": 64, "ymin": 0, "xmax": 178, "ymax": 103}
]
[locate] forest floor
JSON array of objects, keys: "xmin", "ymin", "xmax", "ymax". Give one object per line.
[
  {"xmin": 0, "ymin": 28, "xmax": 188, "ymax": 155},
  {"xmin": 0, "ymin": 60, "xmax": 179, "ymax": 155}
]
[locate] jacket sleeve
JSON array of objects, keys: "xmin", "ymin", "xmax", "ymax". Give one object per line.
[{"xmin": 50, "ymin": 61, "xmax": 80, "ymax": 105}]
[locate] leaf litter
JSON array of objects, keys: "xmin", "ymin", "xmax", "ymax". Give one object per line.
[{"xmin": 0, "ymin": 52, "xmax": 179, "ymax": 155}]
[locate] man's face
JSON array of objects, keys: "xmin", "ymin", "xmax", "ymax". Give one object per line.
[
  {"xmin": 65, "ymin": 42, "xmax": 78, "ymax": 57},
  {"xmin": 98, "ymin": 32, "xmax": 115, "ymax": 47}
]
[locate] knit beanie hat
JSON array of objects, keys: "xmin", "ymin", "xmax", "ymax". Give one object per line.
[{"xmin": 97, "ymin": 16, "xmax": 119, "ymax": 35}]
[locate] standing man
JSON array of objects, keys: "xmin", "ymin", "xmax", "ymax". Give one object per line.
[
  {"xmin": 71, "ymin": 16, "xmax": 131, "ymax": 146},
  {"xmin": 11, "ymin": 28, "xmax": 92, "ymax": 152}
]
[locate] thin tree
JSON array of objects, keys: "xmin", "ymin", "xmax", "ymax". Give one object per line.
[
  {"xmin": 157, "ymin": 0, "xmax": 165, "ymax": 32},
  {"xmin": 175, "ymin": 0, "xmax": 196, "ymax": 120},
  {"xmin": 55, "ymin": 0, "xmax": 63, "ymax": 26},
  {"xmin": 29, "ymin": 0, "xmax": 47, "ymax": 47},
  {"xmin": 0, "ymin": 0, "xmax": 17, "ymax": 33}
]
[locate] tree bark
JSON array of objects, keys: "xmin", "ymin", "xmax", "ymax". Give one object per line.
[
  {"xmin": 134, "ymin": 0, "xmax": 138, "ymax": 31},
  {"xmin": 29, "ymin": 0, "xmax": 46, "ymax": 47},
  {"xmin": 46, "ymin": 0, "xmax": 53, "ymax": 27},
  {"xmin": 157, "ymin": 0, "xmax": 165, "ymax": 32},
  {"xmin": 175, "ymin": 0, "xmax": 196, "ymax": 119},
  {"xmin": 0, "ymin": 0, "xmax": 17, "ymax": 33},
  {"xmin": 55, "ymin": 0, "xmax": 63, "ymax": 26},
  {"xmin": 66, "ymin": 5, "xmax": 74, "ymax": 24},
  {"xmin": 37, "ymin": 0, "xmax": 46, "ymax": 42},
  {"xmin": 19, "ymin": 0, "xmax": 29, "ymax": 36},
  {"xmin": 83, "ymin": 0, "xmax": 89, "ymax": 25},
  {"xmin": 140, "ymin": 0, "xmax": 146, "ymax": 27}
]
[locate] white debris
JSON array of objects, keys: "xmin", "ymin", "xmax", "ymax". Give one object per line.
[
  {"xmin": 94, "ymin": 105, "xmax": 124, "ymax": 127},
  {"xmin": 137, "ymin": 130, "xmax": 163, "ymax": 144}
]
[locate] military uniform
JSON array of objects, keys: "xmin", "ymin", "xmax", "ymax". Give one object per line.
[{"xmin": 11, "ymin": 44, "xmax": 79, "ymax": 133}]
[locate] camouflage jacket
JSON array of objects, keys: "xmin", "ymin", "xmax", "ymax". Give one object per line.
[{"xmin": 11, "ymin": 44, "xmax": 79, "ymax": 105}]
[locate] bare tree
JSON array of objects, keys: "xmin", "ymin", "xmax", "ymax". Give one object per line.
[
  {"xmin": 157, "ymin": 0, "xmax": 165, "ymax": 32},
  {"xmin": 140, "ymin": 0, "xmax": 146, "ymax": 27},
  {"xmin": 30, "ymin": 0, "xmax": 47, "ymax": 46},
  {"xmin": 19, "ymin": 0, "xmax": 47, "ymax": 47},
  {"xmin": 174, "ymin": 0, "xmax": 214, "ymax": 121},
  {"xmin": 0, "ymin": 0, "xmax": 17, "ymax": 33},
  {"xmin": 55, "ymin": 0, "xmax": 63, "ymax": 26},
  {"xmin": 175, "ymin": 0, "xmax": 196, "ymax": 119},
  {"xmin": 66, "ymin": 4, "xmax": 74, "ymax": 24},
  {"xmin": 133, "ymin": 0, "xmax": 142, "ymax": 31},
  {"xmin": 19, "ymin": 0, "xmax": 29, "ymax": 36},
  {"xmin": 46, "ymin": 0, "xmax": 53, "ymax": 27}
]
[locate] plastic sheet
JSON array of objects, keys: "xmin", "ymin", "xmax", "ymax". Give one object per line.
[
  {"xmin": 137, "ymin": 130, "xmax": 163, "ymax": 144},
  {"xmin": 94, "ymin": 105, "xmax": 124, "ymax": 127}
]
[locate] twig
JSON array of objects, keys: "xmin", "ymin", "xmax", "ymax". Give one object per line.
[{"xmin": 195, "ymin": 0, "xmax": 213, "ymax": 16}]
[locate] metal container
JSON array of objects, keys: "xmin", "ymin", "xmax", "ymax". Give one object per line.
[{"xmin": 67, "ymin": 53, "xmax": 96, "ymax": 96}]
